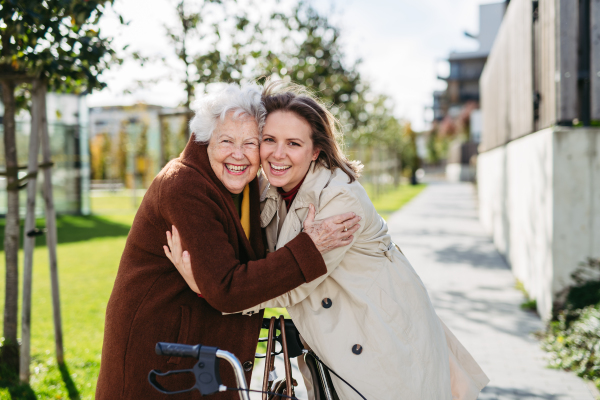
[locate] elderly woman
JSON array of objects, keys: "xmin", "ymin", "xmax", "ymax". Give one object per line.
[{"xmin": 95, "ymin": 84, "xmax": 360, "ymax": 399}]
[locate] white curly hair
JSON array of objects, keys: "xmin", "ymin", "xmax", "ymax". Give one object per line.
[{"xmin": 189, "ymin": 83, "xmax": 266, "ymax": 143}]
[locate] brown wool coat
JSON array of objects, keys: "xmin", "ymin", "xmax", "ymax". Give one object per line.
[{"xmin": 95, "ymin": 138, "xmax": 327, "ymax": 399}]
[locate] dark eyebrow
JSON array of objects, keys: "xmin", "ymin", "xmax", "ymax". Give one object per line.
[{"xmin": 261, "ymin": 133, "xmax": 305, "ymax": 143}]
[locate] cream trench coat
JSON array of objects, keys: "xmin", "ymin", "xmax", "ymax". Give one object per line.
[{"xmin": 237, "ymin": 164, "xmax": 489, "ymax": 400}]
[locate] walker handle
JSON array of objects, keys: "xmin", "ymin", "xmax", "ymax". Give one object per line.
[
  {"xmin": 150, "ymin": 344, "xmax": 251, "ymax": 400},
  {"xmin": 155, "ymin": 342, "xmax": 201, "ymax": 359}
]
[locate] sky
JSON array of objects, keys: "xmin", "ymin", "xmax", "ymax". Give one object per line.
[{"xmin": 88, "ymin": 0, "xmax": 492, "ymax": 131}]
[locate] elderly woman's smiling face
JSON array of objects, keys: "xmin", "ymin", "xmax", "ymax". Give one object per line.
[{"xmin": 207, "ymin": 113, "xmax": 260, "ymax": 194}]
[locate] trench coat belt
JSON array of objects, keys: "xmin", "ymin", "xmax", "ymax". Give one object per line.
[{"xmin": 380, "ymin": 241, "xmax": 404, "ymax": 261}]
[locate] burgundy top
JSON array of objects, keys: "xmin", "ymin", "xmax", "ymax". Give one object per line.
[{"xmin": 277, "ymin": 176, "xmax": 306, "ymax": 211}]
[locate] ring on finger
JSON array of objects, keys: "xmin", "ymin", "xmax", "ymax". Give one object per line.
[{"xmin": 343, "ymin": 225, "xmax": 348, "ymax": 232}]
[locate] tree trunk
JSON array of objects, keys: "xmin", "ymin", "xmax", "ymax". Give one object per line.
[{"xmin": 1, "ymin": 79, "xmax": 20, "ymax": 371}]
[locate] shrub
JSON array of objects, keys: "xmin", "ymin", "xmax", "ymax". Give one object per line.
[
  {"xmin": 540, "ymin": 257, "xmax": 600, "ymax": 389},
  {"xmin": 563, "ymin": 258, "xmax": 600, "ymax": 312},
  {"xmin": 566, "ymin": 281, "xmax": 600, "ymax": 311},
  {"xmin": 542, "ymin": 306, "xmax": 600, "ymax": 386}
]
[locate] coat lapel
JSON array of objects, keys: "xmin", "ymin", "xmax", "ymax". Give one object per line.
[
  {"xmin": 259, "ymin": 174, "xmax": 280, "ymax": 229},
  {"xmin": 273, "ymin": 163, "xmax": 334, "ymax": 250}
]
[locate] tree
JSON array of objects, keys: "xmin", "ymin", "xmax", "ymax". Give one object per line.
[
  {"xmin": 258, "ymin": 2, "xmax": 366, "ymax": 134},
  {"xmin": 256, "ymin": 2, "xmax": 413, "ymax": 188},
  {"xmin": 246, "ymin": 1, "xmax": 414, "ymax": 193},
  {"xmin": 256, "ymin": 2, "xmax": 410, "ymax": 150},
  {"xmin": 400, "ymin": 123, "xmax": 422, "ymax": 185},
  {"xmin": 165, "ymin": 0, "xmax": 205, "ymax": 109},
  {"xmin": 0, "ymin": 0, "xmax": 119, "ymax": 372},
  {"xmin": 160, "ymin": 0, "xmax": 261, "ymax": 108},
  {"xmin": 142, "ymin": 0, "xmax": 407, "ymax": 186}
]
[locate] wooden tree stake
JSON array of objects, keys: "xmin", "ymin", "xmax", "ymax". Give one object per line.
[
  {"xmin": 39, "ymin": 83, "xmax": 65, "ymax": 365},
  {"xmin": 19, "ymin": 79, "xmax": 44, "ymax": 383}
]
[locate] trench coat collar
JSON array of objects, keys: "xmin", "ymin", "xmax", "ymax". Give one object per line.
[
  {"xmin": 259, "ymin": 162, "xmax": 333, "ymax": 228},
  {"xmin": 180, "ymin": 136, "xmax": 264, "ymax": 260},
  {"xmin": 259, "ymin": 172, "xmax": 280, "ymax": 228}
]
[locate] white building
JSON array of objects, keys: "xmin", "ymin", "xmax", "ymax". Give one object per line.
[{"xmin": 477, "ymin": 0, "xmax": 600, "ymax": 319}]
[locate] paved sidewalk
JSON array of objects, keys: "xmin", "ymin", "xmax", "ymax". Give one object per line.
[{"xmin": 387, "ymin": 182, "xmax": 595, "ymax": 400}]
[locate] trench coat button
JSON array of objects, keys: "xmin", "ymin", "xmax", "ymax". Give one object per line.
[
  {"xmin": 243, "ymin": 361, "xmax": 254, "ymax": 371},
  {"xmin": 321, "ymin": 298, "xmax": 332, "ymax": 309},
  {"xmin": 352, "ymin": 344, "xmax": 363, "ymax": 355}
]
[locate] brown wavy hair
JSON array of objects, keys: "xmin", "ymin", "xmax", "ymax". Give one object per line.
[{"xmin": 261, "ymin": 80, "xmax": 362, "ymax": 182}]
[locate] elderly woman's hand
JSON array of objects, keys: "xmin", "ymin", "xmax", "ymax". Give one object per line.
[
  {"xmin": 164, "ymin": 226, "xmax": 201, "ymax": 294},
  {"xmin": 303, "ymin": 204, "xmax": 361, "ymax": 254}
]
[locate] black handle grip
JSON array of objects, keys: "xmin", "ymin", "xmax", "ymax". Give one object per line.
[{"xmin": 155, "ymin": 342, "xmax": 201, "ymax": 359}]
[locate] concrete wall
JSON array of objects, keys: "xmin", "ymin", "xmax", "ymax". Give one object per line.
[
  {"xmin": 552, "ymin": 129, "xmax": 600, "ymax": 290},
  {"xmin": 477, "ymin": 127, "xmax": 600, "ymax": 319}
]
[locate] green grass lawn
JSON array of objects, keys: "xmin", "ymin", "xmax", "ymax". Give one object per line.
[
  {"xmin": 362, "ymin": 183, "xmax": 427, "ymax": 220},
  {"xmin": 89, "ymin": 190, "xmax": 145, "ymax": 214},
  {"xmin": 0, "ymin": 183, "xmax": 426, "ymax": 399},
  {"xmin": 0, "ymin": 213, "xmax": 134, "ymax": 400}
]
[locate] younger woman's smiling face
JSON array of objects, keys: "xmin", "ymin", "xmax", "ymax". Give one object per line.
[{"xmin": 260, "ymin": 110, "xmax": 320, "ymax": 192}]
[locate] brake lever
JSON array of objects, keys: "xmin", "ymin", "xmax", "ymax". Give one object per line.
[
  {"xmin": 148, "ymin": 345, "xmax": 222, "ymax": 395},
  {"xmin": 148, "ymin": 368, "xmax": 196, "ymax": 395}
]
